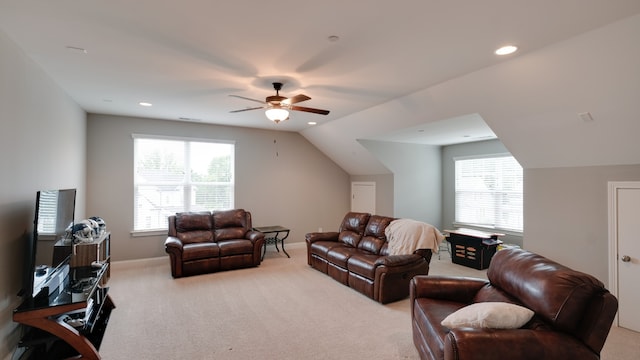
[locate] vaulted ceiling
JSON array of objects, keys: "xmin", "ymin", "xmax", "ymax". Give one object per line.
[{"xmin": 2, "ymin": 1, "xmax": 640, "ymax": 174}]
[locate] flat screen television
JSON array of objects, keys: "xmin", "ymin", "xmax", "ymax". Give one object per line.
[{"xmin": 19, "ymin": 189, "xmax": 76, "ymax": 301}]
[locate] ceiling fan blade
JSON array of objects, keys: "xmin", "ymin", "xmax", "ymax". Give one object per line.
[
  {"xmin": 229, "ymin": 94, "xmax": 266, "ymax": 104},
  {"xmin": 282, "ymin": 94, "xmax": 311, "ymax": 105},
  {"xmin": 230, "ymin": 106, "xmax": 264, "ymax": 113},
  {"xmin": 290, "ymin": 105, "xmax": 330, "ymax": 115}
]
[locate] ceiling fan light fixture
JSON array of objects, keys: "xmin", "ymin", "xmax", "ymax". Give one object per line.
[
  {"xmin": 265, "ymin": 108, "xmax": 289, "ymax": 123},
  {"xmin": 230, "ymin": 81, "xmax": 329, "ymax": 121}
]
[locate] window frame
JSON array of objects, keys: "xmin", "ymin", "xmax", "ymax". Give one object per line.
[{"xmin": 131, "ymin": 134, "xmax": 235, "ymax": 235}]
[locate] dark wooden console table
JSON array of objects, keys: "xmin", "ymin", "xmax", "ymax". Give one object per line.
[{"xmin": 253, "ymin": 225, "xmax": 290, "ymax": 260}]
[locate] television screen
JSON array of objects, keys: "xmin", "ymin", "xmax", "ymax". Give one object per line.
[{"xmin": 21, "ymin": 189, "xmax": 76, "ymax": 299}]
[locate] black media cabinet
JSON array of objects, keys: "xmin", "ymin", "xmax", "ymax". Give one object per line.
[{"xmin": 445, "ymin": 228, "xmax": 503, "ymax": 270}]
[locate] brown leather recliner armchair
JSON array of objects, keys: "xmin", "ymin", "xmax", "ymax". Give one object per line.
[
  {"xmin": 164, "ymin": 209, "xmax": 265, "ymax": 278},
  {"xmin": 410, "ymin": 247, "xmax": 618, "ymax": 360}
]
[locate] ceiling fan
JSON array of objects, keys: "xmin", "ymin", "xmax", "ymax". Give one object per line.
[{"xmin": 229, "ymin": 82, "xmax": 330, "ymax": 123}]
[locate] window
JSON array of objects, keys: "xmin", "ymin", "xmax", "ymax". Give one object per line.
[
  {"xmin": 37, "ymin": 191, "xmax": 58, "ymax": 235},
  {"xmin": 133, "ymin": 135, "xmax": 234, "ymax": 232},
  {"xmin": 454, "ymin": 154, "xmax": 523, "ymax": 233}
]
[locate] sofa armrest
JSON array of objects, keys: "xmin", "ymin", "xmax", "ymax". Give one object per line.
[
  {"xmin": 445, "ymin": 328, "xmax": 599, "ymax": 360},
  {"xmin": 164, "ymin": 236, "xmax": 184, "ymax": 278},
  {"xmin": 413, "ymin": 248, "xmax": 433, "ymax": 263},
  {"xmin": 375, "ymin": 254, "xmax": 424, "ymax": 268},
  {"xmin": 246, "ymin": 230, "xmax": 265, "ymax": 243},
  {"xmin": 305, "ymin": 231, "xmax": 339, "ymax": 244},
  {"xmin": 410, "ymin": 275, "xmax": 488, "ymax": 303},
  {"xmin": 165, "ymin": 236, "xmax": 184, "ymax": 252}
]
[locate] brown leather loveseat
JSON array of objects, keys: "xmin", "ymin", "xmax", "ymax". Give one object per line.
[
  {"xmin": 306, "ymin": 212, "xmax": 434, "ymax": 304},
  {"xmin": 410, "ymin": 247, "xmax": 618, "ymax": 360},
  {"xmin": 164, "ymin": 209, "xmax": 265, "ymax": 278}
]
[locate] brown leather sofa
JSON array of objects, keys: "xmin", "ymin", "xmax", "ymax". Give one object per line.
[
  {"xmin": 164, "ymin": 209, "xmax": 265, "ymax": 278},
  {"xmin": 306, "ymin": 212, "xmax": 433, "ymax": 304},
  {"xmin": 410, "ymin": 247, "xmax": 618, "ymax": 360}
]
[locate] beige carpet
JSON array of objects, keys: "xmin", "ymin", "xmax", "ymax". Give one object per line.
[{"xmin": 99, "ymin": 243, "xmax": 639, "ymax": 359}]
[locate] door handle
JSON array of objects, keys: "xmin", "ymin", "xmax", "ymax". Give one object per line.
[{"xmin": 621, "ymin": 255, "xmax": 631, "ymax": 262}]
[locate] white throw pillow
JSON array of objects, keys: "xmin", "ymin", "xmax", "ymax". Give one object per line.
[{"xmin": 441, "ymin": 302, "xmax": 534, "ymax": 329}]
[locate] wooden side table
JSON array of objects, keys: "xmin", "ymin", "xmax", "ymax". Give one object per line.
[{"xmin": 253, "ymin": 226, "xmax": 290, "ymax": 260}]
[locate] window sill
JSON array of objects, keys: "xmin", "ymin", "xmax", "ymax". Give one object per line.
[
  {"xmin": 452, "ymin": 222, "xmax": 523, "ymax": 237},
  {"xmin": 130, "ymin": 229, "xmax": 167, "ymax": 237}
]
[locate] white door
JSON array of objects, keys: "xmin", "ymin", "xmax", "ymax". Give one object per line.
[
  {"xmin": 609, "ymin": 182, "xmax": 640, "ymax": 332},
  {"xmin": 351, "ymin": 182, "xmax": 376, "ymax": 214}
]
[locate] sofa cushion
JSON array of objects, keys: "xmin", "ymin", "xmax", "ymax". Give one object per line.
[
  {"xmin": 182, "ymin": 242, "xmax": 220, "ymax": 261},
  {"xmin": 473, "ymin": 284, "xmax": 519, "ymax": 303},
  {"xmin": 347, "ymin": 253, "xmax": 381, "ymax": 280},
  {"xmin": 326, "ymin": 246, "xmax": 361, "ymax": 268},
  {"xmin": 175, "ymin": 211, "xmax": 212, "ymax": 231},
  {"xmin": 309, "ymin": 241, "xmax": 343, "ymax": 258},
  {"xmin": 487, "ymin": 248, "xmax": 607, "ymax": 333},
  {"xmin": 339, "ymin": 212, "xmax": 371, "ymax": 233},
  {"xmin": 357, "ymin": 215, "xmax": 394, "ymax": 255},
  {"xmin": 357, "ymin": 235, "xmax": 385, "ymax": 254},
  {"xmin": 338, "ymin": 231, "xmax": 362, "ymax": 248},
  {"xmin": 216, "ymin": 227, "xmax": 246, "ymax": 241},
  {"xmin": 214, "ymin": 209, "xmax": 248, "ymax": 241},
  {"xmin": 338, "ymin": 212, "xmax": 370, "ymax": 247},
  {"xmin": 441, "ymin": 302, "xmax": 534, "ymax": 329},
  {"xmin": 175, "ymin": 212, "xmax": 213, "ymax": 244},
  {"xmin": 218, "ymin": 239, "xmax": 255, "ymax": 256}
]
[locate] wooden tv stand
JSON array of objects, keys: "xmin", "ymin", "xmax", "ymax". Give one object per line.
[{"xmin": 14, "ymin": 234, "xmax": 114, "ymax": 359}]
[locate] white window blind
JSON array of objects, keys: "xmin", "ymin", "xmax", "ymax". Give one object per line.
[
  {"xmin": 133, "ymin": 136, "xmax": 235, "ymax": 232},
  {"xmin": 454, "ymin": 155, "xmax": 523, "ymax": 233}
]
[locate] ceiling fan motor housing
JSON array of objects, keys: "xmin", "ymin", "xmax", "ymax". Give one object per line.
[
  {"xmin": 267, "ymin": 82, "xmax": 286, "ymax": 105},
  {"xmin": 266, "ymin": 95, "xmax": 287, "ymax": 105}
]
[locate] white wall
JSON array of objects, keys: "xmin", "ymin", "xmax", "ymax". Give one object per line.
[
  {"xmin": 86, "ymin": 114, "xmax": 350, "ymax": 261},
  {"xmin": 350, "ymin": 173, "xmax": 394, "ymax": 217},
  {"xmin": 360, "ymin": 140, "xmax": 441, "ymax": 225},
  {"xmin": 525, "ymin": 164, "xmax": 640, "ymax": 286},
  {"xmin": 0, "ymin": 30, "xmax": 86, "ymax": 360}
]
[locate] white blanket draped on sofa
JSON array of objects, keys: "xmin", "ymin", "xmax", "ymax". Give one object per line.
[{"xmin": 385, "ymin": 219, "xmax": 445, "ymax": 255}]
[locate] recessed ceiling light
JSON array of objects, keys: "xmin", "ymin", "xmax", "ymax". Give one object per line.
[
  {"xmin": 495, "ymin": 45, "xmax": 518, "ymax": 55},
  {"xmin": 308, "ymin": 121, "xmax": 317, "ymax": 126},
  {"xmin": 139, "ymin": 102, "xmax": 153, "ymax": 107},
  {"xmin": 328, "ymin": 35, "xmax": 340, "ymax": 42}
]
